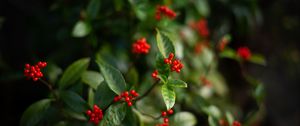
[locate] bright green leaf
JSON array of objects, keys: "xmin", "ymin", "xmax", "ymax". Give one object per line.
[
  {"xmin": 82, "ymin": 71, "xmax": 104, "ymax": 90},
  {"xmin": 225, "ymin": 111, "xmax": 234, "ymax": 125},
  {"xmin": 168, "ymin": 79, "xmax": 188, "ymax": 88},
  {"xmin": 20, "ymin": 99, "xmax": 52, "ymax": 126},
  {"xmin": 194, "ymin": 0, "xmax": 210, "ymax": 17},
  {"xmin": 249, "ymin": 54, "xmax": 267, "ymax": 65},
  {"xmin": 219, "ymin": 48, "xmax": 237, "ymax": 59},
  {"xmin": 156, "ymin": 29, "xmax": 175, "ymax": 58},
  {"xmin": 170, "ymin": 112, "xmax": 197, "ymax": 126},
  {"xmin": 88, "ymin": 88, "xmax": 94, "ymax": 107},
  {"xmin": 58, "ymin": 58, "xmax": 90, "ymax": 89},
  {"xmin": 86, "ymin": 0, "xmax": 100, "ymax": 19},
  {"xmin": 94, "ymin": 82, "xmax": 115, "ymax": 108},
  {"xmin": 99, "ymin": 103, "xmax": 127, "ymax": 126},
  {"xmin": 161, "ymin": 84, "xmax": 176, "ymax": 110},
  {"xmin": 72, "ymin": 21, "xmax": 91, "ymax": 38},
  {"xmin": 60, "ymin": 91, "xmax": 89, "ymax": 113},
  {"xmin": 96, "ymin": 57, "xmax": 126, "ymax": 95},
  {"xmin": 208, "ymin": 116, "xmax": 218, "ymax": 126}
]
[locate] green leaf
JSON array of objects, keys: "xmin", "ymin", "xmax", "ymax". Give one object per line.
[
  {"xmin": 94, "ymin": 82, "xmax": 115, "ymax": 108},
  {"xmin": 194, "ymin": 0, "xmax": 210, "ymax": 17},
  {"xmin": 208, "ymin": 116, "xmax": 218, "ymax": 126},
  {"xmin": 161, "ymin": 84, "xmax": 176, "ymax": 110},
  {"xmin": 20, "ymin": 99, "xmax": 52, "ymax": 126},
  {"xmin": 60, "ymin": 91, "xmax": 89, "ymax": 113},
  {"xmin": 170, "ymin": 112, "xmax": 197, "ymax": 126},
  {"xmin": 125, "ymin": 67, "xmax": 139, "ymax": 88},
  {"xmin": 219, "ymin": 48, "xmax": 237, "ymax": 59},
  {"xmin": 121, "ymin": 108, "xmax": 139, "ymax": 126},
  {"xmin": 86, "ymin": 0, "xmax": 100, "ymax": 19},
  {"xmin": 155, "ymin": 53, "xmax": 170, "ymax": 82},
  {"xmin": 88, "ymin": 88, "xmax": 95, "ymax": 107},
  {"xmin": 168, "ymin": 79, "xmax": 188, "ymax": 88},
  {"xmin": 225, "ymin": 111, "xmax": 234, "ymax": 125},
  {"xmin": 156, "ymin": 29, "xmax": 175, "ymax": 58},
  {"xmin": 82, "ymin": 71, "xmax": 104, "ymax": 90},
  {"xmin": 99, "ymin": 103, "xmax": 127, "ymax": 126},
  {"xmin": 58, "ymin": 58, "xmax": 90, "ymax": 89},
  {"xmin": 249, "ymin": 54, "xmax": 267, "ymax": 65},
  {"xmin": 72, "ymin": 21, "xmax": 91, "ymax": 38},
  {"xmin": 62, "ymin": 108, "xmax": 87, "ymax": 121},
  {"xmin": 254, "ymin": 84, "xmax": 265, "ymax": 103},
  {"xmin": 96, "ymin": 57, "xmax": 126, "ymax": 95}
]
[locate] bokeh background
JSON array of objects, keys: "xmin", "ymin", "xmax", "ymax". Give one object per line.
[{"xmin": 0, "ymin": 0, "xmax": 299, "ymax": 126}]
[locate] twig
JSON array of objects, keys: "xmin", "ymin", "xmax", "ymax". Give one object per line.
[
  {"xmin": 39, "ymin": 78, "xmax": 53, "ymax": 91},
  {"xmin": 136, "ymin": 80, "xmax": 160, "ymax": 101}
]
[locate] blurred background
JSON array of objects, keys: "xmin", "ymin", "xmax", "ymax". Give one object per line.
[{"xmin": 0, "ymin": 0, "xmax": 299, "ymax": 126}]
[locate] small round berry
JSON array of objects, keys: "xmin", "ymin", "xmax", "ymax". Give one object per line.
[
  {"xmin": 123, "ymin": 91, "xmax": 129, "ymax": 97},
  {"xmin": 164, "ymin": 118, "xmax": 169, "ymax": 123},
  {"xmin": 25, "ymin": 64, "xmax": 30, "ymax": 68},
  {"xmin": 130, "ymin": 90, "xmax": 136, "ymax": 95},
  {"xmin": 168, "ymin": 53, "xmax": 174, "ymax": 60},
  {"xmin": 33, "ymin": 78, "xmax": 38, "ymax": 81},
  {"xmin": 127, "ymin": 102, "xmax": 132, "ymax": 106},
  {"xmin": 167, "ymin": 109, "xmax": 173, "ymax": 114},
  {"xmin": 125, "ymin": 97, "xmax": 130, "ymax": 102},
  {"xmin": 86, "ymin": 110, "xmax": 92, "ymax": 115},
  {"xmin": 161, "ymin": 111, "xmax": 167, "ymax": 117}
]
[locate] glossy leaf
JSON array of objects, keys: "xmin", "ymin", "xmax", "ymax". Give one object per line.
[
  {"xmin": 72, "ymin": 21, "xmax": 91, "ymax": 38},
  {"xmin": 96, "ymin": 57, "xmax": 126, "ymax": 95},
  {"xmin": 156, "ymin": 29, "xmax": 175, "ymax": 58},
  {"xmin": 161, "ymin": 84, "xmax": 176, "ymax": 110},
  {"xmin": 94, "ymin": 82, "xmax": 115, "ymax": 108},
  {"xmin": 168, "ymin": 79, "xmax": 188, "ymax": 88},
  {"xmin": 86, "ymin": 0, "xmax": 100, "ymax": 19},
  {"xmin": 99, "ymin": 103, "xmax": 127, "ymax": 126},
  {"xmin": 170, "ymin": 112, "xmax": 197, "ymax": 126},
  {"xmin": 60, "ymin": 91, "xmax": 89, "ymax": 113},
  {"xmin": 249, "ymin": 54, "xmax": 267, "ymax": 65},
  {"xmin": 208, "ymin": 116, "xmax": 218, "ymax": 126},
  {"xmin": 20, "ymin": 99, "xmax": 52, "ymax": 126},
  {"xmin": 82, "ymin": 71, "xmax": 104, "ymax": 90},
  {"xmin": 88, "ymin": 88, "xmax": 94, "ymax": 107},
  {"xmin": 219, "ymin": 48, "xmax": 237, "ymax": 59},
  {"xmin": 58, "ymin": 58, "xmax": 90, "ymax": 89}
]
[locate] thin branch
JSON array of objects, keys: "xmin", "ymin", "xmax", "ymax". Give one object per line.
[
  {"xmin": 39, "ymin": 78, "xmax": 53, "ymax": 91},
  {"xmin": 135, "ymin": 80, "xmax": 160, "ymax": 101}
]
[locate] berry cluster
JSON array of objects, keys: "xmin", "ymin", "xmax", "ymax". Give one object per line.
[
  {"xmin": 237, "ymin": 46, "xmax": 252, "ymax": 60},
  {"xmin": 151, "ymin": 70, "xmax": 159, "ymax": 80},
  {"xmin": 155, "ymin": 5, "xmax": 176, "ymax": 21},
  {"xmin": 164, "ymin": 53, "xmax": 183, "ymax": 73},
  {"xmin": 156, "ymin": 109, "xmax": 174, "ymax": 126},
  {"xmin": 190, "ymin": 19, "xmax": 210, "ymax": 38},
  {"xmin": 200, "ymin": 76, "xmax": 212, "ymax": 87},
  {"xmin": 114, "ymin": 90, "xmax": 139, "ymax": 106},
  {"xmin": 218, "ymin": 36, "xmax": 229, "ymax": 51},
  {"xmin": 232, "ymin": 121, "xmax": 241, "ymax": 126},
  {"xmin": 86, "ymin": 105, "xmax": 103, "ymax": 125},
  {"xmin": 219, "ymin": 119, "xmax": 242, "ymax": 126},
  {"xmin": 24, "ymin": 61, "xmax": 47, "ymax": 81},
  {"xmin": 132, "ymin": 37, "xmax": 151, "ymax": 54}
]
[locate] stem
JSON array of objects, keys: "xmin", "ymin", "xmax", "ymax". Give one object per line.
[
  {"xmin": 39, "ymin": 78, "xmax": 53, "ymax": 91},
  {"xmin": 136, "ymin": 80, "xmax": 160, "ymax": 101},
  {"xmin": 133, "ymin": 107, "xmax": 161, "ymax": 120}
]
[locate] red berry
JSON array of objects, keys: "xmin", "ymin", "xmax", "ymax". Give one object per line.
[
  {"xmin": 232, "ymin": 121, "xmax": 241, "ymax": 126},
  {"xmin": 127, "ymin": 102, "xmax": 132, "ymax": 106},
  {"xmin": 164, "ymin": 118, "xmax": 169, "ymax": 123},
  {"xmin": 86, "ymin": 110, "xmax": 92, "ymax": 115},
  {"xmin": 167, "ymin": 109, "xmax": 173, "ymax": 114},
  {"xmin": 130, "ymin": 90, "xmax": 136, "ymax": 95},
  {"xmin": 25, "ymin": 64, "xmax": 30, "ymax": 68},
  {"xmin": 237, "ymin": 46, "xmax": 251, "ymax": 60},
  {"xmin": 161, "ymin": 111, "xmax": 167, "ymax": 117},
  {"xmin": 123, "ymin": 91, "xmax": 129, "ymax": 97},
  {"xmin": 125, "ymin": 97, "xmax": 130, "ymax": 102}
]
